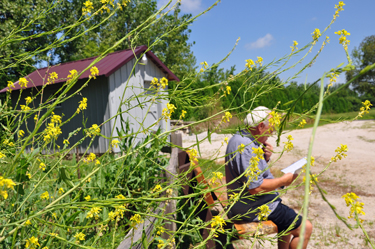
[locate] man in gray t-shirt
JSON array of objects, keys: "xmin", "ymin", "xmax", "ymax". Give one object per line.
[{"xmin": 225, "ymin": 106, "xmax": 313, "ymax": 249}]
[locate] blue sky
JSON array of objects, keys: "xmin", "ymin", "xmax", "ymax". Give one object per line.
[{"xmin": 158, "ymin": 0, "xmax": 375, "ymax": 85}]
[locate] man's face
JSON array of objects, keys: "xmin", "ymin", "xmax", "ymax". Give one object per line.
[{"xmin": 258, "ymin": 122, "xmax": 274, "ymax": 144}]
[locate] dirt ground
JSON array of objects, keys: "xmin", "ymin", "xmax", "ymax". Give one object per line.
[{"xmin": 182, "ymin": 120, "xmax": 375, "ymax": 248}]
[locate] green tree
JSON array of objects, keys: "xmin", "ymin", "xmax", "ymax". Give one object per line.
[
  {"xmin": 55, "ymin": 0, "xmax": 196, "ymax": 80},
  {"xmin": 346, "ymin": 35, "xmax": 375, "ymax": 103}
]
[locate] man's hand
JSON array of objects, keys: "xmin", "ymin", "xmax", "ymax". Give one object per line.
[
  {"xmin": 263, "ymin": 141, "xmax": 273, "ymax": 162},
  {"xmin": 280, "ymin": 173, "xmax": 298, "ymax": 187}
]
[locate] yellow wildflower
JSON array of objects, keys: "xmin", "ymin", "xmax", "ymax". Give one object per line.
[
  {"xmin": 252, "ymin": 147, "xmax": 264, "ymax": 160},
  {"xmin": 111, "ymin": 139, "xmax": 120, "ymax": 148},
  {"xmin": 179, "ymin": 110, "xmax": 187, "ymax": 119},
  {"xmin": 156, "ymin": 226, "xmax": 165, "ymax": 235},
  {"xmin": 211, "ymin": 215, "xmax": 226, "ymax": 233},
  {"xmin": 58, "ymin": 188, "xmax": 64, "ymax": 195},
  {"xmin": 63, "ymin": 139, "xmax": 69, "ymax": 145},
  {"xmin": 283, "ymin": 135, "xmax": 294, "ymax": 152},
  {"xmin": 7, "ymin": 81, "xmax": 15, "ymax": 92},
  {"xmin": 19, "ymin": 77, "xmax": 28, "ymax": 88},
  {"xmin": 269, "ymin": 110, "xmax": 281, "ymax": 131},
  {"xmin": 18, "ymin": 130, "xmax": 25, "ymax": 137},
  {"xmin": 255, "ymin": 56, "xmax": 263, "ymax": 66},
  {"xmin": 21, "ymin": 105, "xmax": 31, "ymax": 111},
  {"xmin": 152, "ymin": 184, "xmax": 162, "ymax": 193},
  {"xmin": 25, "ymin": 96, "xmax": 32, "ymax": 104},
  {"xmin": 130, "ymin": 213, "xmax": 144, "ymax": 228},
  {"xmin": 151, "ymin": 77, "xmax": 159, "ymax": 87},
  {"xmin": 77, "ymin": 97, "xmax": 88, "ymax": 113},
  {"xmin": 90, "ymin": 66, "xmax": 99, "ymax": 79},
  {"xmin": 312, "ymin": 28, "xmax": 321, "ymax": 41},
  {"xmin": 89, "ymin": 124, "xmax": 101, "ymax": 136},
  {"xmin": 237, "ymin": 144, "xmax": 245, "ymax": 154},
  {"xmin": 161, "ymin": 103, "xmax": 176, "ymax": 121},
  {"xmin": 222, "ymin": 111, "xmax": 232, "ymax": 123},
  {"xmin": 0, "ymin": 190, "xmax": 8, "ymax": 199},
  {"xmin": 257, "ymin": 204, "xmax": 271, "ymax": 221},
  {"xmin": 67, "ymin": 69, "xmax": 78, "ymax": 83},
  {"xmin": 160, "ymin": 77, "xmax": 168, "ymax": 89},
  {"xmin": 299, "ymin": 119, "xmax": 307, "ymax": 128},
  {"xmin": 26, "ymin": 173, "xmax": 31, "ymax": 179},
  {"xmin": 291, "ymin": 40, "xmax": 298, "ymax": 52},
  {"xmin": 84, "ymin": 195, "xmax": 91, "ymax": 201},
  {"xmin": 331, "ymin": 144, "xmax": 348, "ymax": 162},
  {"xmin": 86, "ymin": 207, "xmax": 102, "ymax": 219},
  {"xmin": 25, "ymin": 236, "xmax": 40, "ymax": 249},
  {"xmin": 74, "ymin": 232, "xmax": 86, "ymax": 241},
  {"xmin": 245, "ymin": 59, "xmax": 255, "ymax": 71},
  {"xmin": 25, "ymin": 219, "xmax": 32, "ymax": 226},
  {"xmin": 39, "ymin": 162, "xmax": 46, "ymax": 171},
  {"xmin": 82, "ymin": 0, "xmax": 94, "ymax": 15},
  {"xmin": 40, "ymin": 191, "xmax": 49, "ymax": 200}
]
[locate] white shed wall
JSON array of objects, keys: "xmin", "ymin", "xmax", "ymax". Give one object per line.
[{"xmin": 108, "ymin": 56, "xmax": 170, "ymax": 152}]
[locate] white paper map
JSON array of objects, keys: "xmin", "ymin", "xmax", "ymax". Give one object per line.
[{"xmin": 281, "ymin": 157, "xmax": 307, "ymax": 174}]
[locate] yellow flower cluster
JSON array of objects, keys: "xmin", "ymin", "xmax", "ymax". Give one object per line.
[
  {"xmin": 331, "ymin": 144, "xmax": 348, "ymax": 162},
  {"xmin": 222, "ymin": 111, "xmax": 232, "ymax": 123},
  {"xmin": 43, "ymin": 113, "xmax": 62, "ymax": 142},
  {"xmin": 342, "ymin": 192, "xmax": 365, "ymax": 220},
  {"xmin": 25, "ymin": 236, "xmax": 40, "ymax": 249},
  {"xmin": 3, "ymin": 139, "xmax": 14, "ymax": 147},
  {"xmin": 25, "ymin": 96, "xmax": 32, "ymax": 104},
  {"xmin": 74, "ymin": 232, "xmax": 86, "ymax": 242},
  {"xmin": 88, "ymin": 124, "xmax": 101, "ymax": 137},
  {"xmin": 209, "ymin": 172, "xmax": 224, "ymax": 186},
  {"xmin": 228, "ymin": 192, "xmax": 240, "ymax": 205},
  {"xmin": 151, "ymin": 77, "xmax": 168, "ymax": 89},
  {"xmin": 18, "ymin": 130, "xmax": 25, "ymax": 137},
  {"xmin": 335, "ymin": 29, "xmax": 351, "ymax": 50},
  {"xmin": 157, "ymin": 240, "xmax": 165, "ymax": 249},
  {"xmin": 39, "ymin": 162, "xmax": 46, "ymax": 171},
  {"xmin": 0, "ymin": 152, "xmax": 5, "ymax": 159},
  {"xmin": 268, "ymin": 110, "xmax": 281, "ymax": 131},
  {"xmin": 90, "ymin": 66, "xmax": 99, "ymax": 79},
  {"xmin": 40, "ymin": 191, "xmax": 50, "ymax": 200},
  {"xmin": 67, "ymin": 69, "xmax": 78, "ymax": 83},
  {"xmin": 77, "ymin": 97, "xmax": 88, "ymax": 113},
  {"xmin": 58, "ymin": 187, "xmax": 64, "ymax": 195},
  {"xmin": 199, "ymin": 61, "xmax": 208, "ymax": 72},
  {"xmin": 0, "ymin": 176, "xmax": 16, "ymax": 199},
  {"xmin": 303, "ymin": 173, "xmax": 318, "ymax": 193},
  {"xmin": 7, "ymin": 81, "xmax": 15, "ymax": 92},
  {"xmin": 257, "ymin": 204, "xmax": 271, "ymax": 221},
  {"xmin": 211, "ymin": 215, "xmax": 226, "ymax": 233},
  {"xmin": 152, "ymin": 184, "xmax": 162, "ymax": 193},
  {"xmin": 245, "ymin": 147, "xmax": 263, "ymax": 182},
  {"xmin": 245, "ymin": 59, "xmax": 255, "ymax": 71},
  {"xmin": 358, "ymin": 100, "xmax": 372, "ymax": 118},
  {"xmin": 84, "ymin": 195, "xmax": 91, "ymax": 201},
  {"xmin": 283, "ymin": 135, "xmax": 294, "ymax": 152},
  {"xmin": 47, "ymin": 72, "xmax": 58, "ymax": 85},
  {"xmin": 333, "ymin": 1, "xmax": 345, "ymax": 20},
  {"xmin": 221, "ymin": 137, "xmax": 229, "ymax": 146},
  {"xmin": 19, "ymin": 77, "xmax": 28, "ymax": 88},
  {"xmin": 179, "ymin": 110, "xmax": 187, "ymax": 120},
  {"xmin": 312, "ymin": 28, "xmax": 321, "ymax": 42},
  {"xmin": 224, "ymin": 85, "xmax": 231, "ymax": 96},
  {"xmin": 21, "ymin": 105, "xmax": 31, "ymax": 111},
  {"xmin": 83, "ymin": 153, "xmax": 97, "ymax": 163},
  {"xmin": 25, "ymin": 219, "xmax": 32, "ymax": 226},
  {"xmin": 111, "ymin": 139, "xmax": 120, "ymax": 148},
  {"xmin": 86, "ymin": 207, "xmax": 102, "ymax": 220},
  {"xmin": 82, "ymin": 0, "xmax": 94, "ymax": 15},
  {"xmin": 237, "ymin": 144, "xmax": 245, "ymax": 154},
  {"xmin": 291, "ymin": 40, "xmax": 298, "ymax": 52},
  {"xmin": 129, "ymin": 213, "xmax": 144, "ymax": 228},
  {"xmin": 187, "ymin": 148, "xmax": 198, "ymax": 167},
  {"xmin": 255, "ymin": 56, "xmax": 263, "ymax": 66},
  {"xmin": 327, "ymin": 72, "xmax": 339, "ymax": 88},
  {"xmin": 298, "ymin": 119, "xmax": 307, "ymax": 128},
  {"xmin": 161, "ymin": 103, "xmax": 176, "ymax": 121}
]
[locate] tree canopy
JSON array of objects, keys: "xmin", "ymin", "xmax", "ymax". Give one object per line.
[{"xmin": 346, "ymin": 35, "xmax": 375, "ymax": 103}]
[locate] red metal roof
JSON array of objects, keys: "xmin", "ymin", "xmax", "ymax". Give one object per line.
[{"xmin": 0, "ymin": 45, "xmax": 179, "ymax": 93}]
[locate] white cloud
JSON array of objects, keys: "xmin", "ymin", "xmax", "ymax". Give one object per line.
[
  {"xmin": 245, "ymin": 34, "xmax": 274, "ymax": 50},
  {"xmin": 157, "ymin": 0, "xmax": 202, "ymax": 13}
]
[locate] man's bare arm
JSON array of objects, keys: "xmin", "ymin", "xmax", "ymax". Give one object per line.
[{"xmin": 249, "ymin": 173, "xmax": 296, "ymax": 195}]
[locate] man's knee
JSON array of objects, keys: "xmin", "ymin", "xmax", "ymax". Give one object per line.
[{"xmin": 305, "ymin": 220, "xmax": 313, "ymax": 237}]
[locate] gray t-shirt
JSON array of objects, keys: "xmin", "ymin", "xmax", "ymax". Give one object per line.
[{"xmin": 225, "ymin": 129, "xmax": 280, "ymax": 221}]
